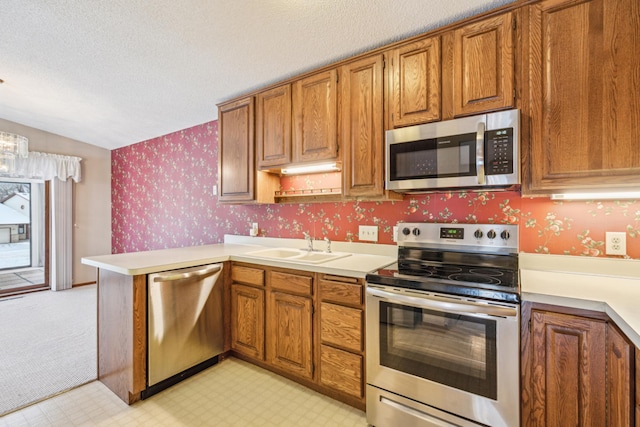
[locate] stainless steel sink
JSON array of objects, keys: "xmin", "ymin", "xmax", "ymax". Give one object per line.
[{"xmin": 245, "ymin": 247, "xmax": 352, "ymax": 264}]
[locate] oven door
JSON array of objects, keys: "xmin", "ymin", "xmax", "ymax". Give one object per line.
[{"xmin": 366, "ymin": 284, "xmax": 520, "ymax": 427}]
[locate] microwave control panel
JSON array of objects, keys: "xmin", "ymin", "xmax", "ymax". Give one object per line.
[{"xmin": 485, "ymin": 128, "xmax": 514, "ymax": 175}]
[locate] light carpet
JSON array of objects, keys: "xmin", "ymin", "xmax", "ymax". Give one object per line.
[{"xmin": 0, "ymin": 285, "xmax": 97, "ymax": 416}]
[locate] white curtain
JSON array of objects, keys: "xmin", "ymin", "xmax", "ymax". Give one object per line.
[
  {"xmin": 14, "ymin": 152, "xmax": 82, "ymax": 182},
  {"xmin": 50, "ymin": 178, "xmax": 73, "ymax": 291},
  {"xmin": 30, "ymin": 182, "xmax": 45, "ymax": 268}
]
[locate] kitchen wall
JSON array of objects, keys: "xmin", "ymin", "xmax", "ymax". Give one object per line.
[
  {"xmin": 0, "ymin": 118, "xmax": 112, "ymax": 284},
  {"xmin": 112, "ymin": 120, "xmax": 640, "ymax": 259}
]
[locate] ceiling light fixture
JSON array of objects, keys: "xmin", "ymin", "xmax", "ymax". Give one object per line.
[
  {"xmin": 281, "ymin": 162, "xmax": 340, "ymax": 175},
  {"xmin": 550, "ymin": 191, "xmax": 640, "ymax": 200},
  {"xmin": 0, "ymin": 132, "xmax": 29, "ymax": 174}
]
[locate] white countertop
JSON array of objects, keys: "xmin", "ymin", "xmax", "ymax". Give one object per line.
[
  {"xmin": 520, "ymin": 253, "xmax": 640, "ymax": 348},
  {"xmin": 83, "ymin": 240, "xmax": 640, "ymax": 346},
  {"xmin": 81, "ymin": 235, "xmax": 397, "ymax": 278}
]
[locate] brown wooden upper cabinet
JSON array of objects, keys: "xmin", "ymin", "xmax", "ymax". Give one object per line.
[
  {"xmin": 387, "ymin": 36, "xmax": 441, "ymax": 128},
  {"xmin": 451, "ymin": 12, "xmax": 515, "ymax": 116},
  {"xmin": 526, "ymin": 0, "xmax": 640, "ymax": 193},
  {"xmin": 341, "ymin": 54, "xmax": 385, "ymax": 198},
  {"xmin": 256, "ymin": 84, "xmax": 291, "ymax": 169},
  {"xmin": 292, "ymin": 69, "xmax": 339, "ymax": 163},
  {"xmin": 218, "ymin": 97, "xmax": 255, "ymax": 203}
]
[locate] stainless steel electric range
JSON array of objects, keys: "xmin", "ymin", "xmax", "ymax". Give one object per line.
[{"xmin": 365, "ymin": 222, "xmax": 520, "ymax": 427}]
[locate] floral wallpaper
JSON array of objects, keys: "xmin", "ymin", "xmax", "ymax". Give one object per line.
[{"xmin": 112, "ymin": 120, "xmax": 640, "ymax": 260}]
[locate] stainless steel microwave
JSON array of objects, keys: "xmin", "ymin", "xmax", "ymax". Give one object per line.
[{"xmin": 385, "ymin": 109, "xmax": 520, "ymax": 193}]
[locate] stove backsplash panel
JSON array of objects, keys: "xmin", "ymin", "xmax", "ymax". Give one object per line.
[{"xmin": 111, "ymin": 120, "xmax": 640, "ymax": 260}]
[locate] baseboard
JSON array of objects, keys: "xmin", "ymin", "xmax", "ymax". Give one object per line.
[{"xmin": 72, "ymin": 281, "xmax": 96, "ymax": 287}]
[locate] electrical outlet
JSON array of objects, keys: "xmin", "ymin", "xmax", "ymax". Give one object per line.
[
  {"xmin": 359, "ymin": 225, "xmax": 378, "ymax": 242},
  {"xmin": 605, "ymin": 232, "xmax": 626, "ymax": 256}
]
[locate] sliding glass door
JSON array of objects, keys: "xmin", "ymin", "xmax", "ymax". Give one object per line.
[{"xmin": 0, "ymin": 179, "xmax": 47, "ymax": 295}]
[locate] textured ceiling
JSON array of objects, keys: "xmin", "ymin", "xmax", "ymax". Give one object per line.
[{"xmin": 0, "ymin": 0, "xmax": 516, "ymax": 150}]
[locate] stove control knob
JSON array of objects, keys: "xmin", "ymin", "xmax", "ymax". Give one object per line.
[
  {"xmin": 501, "ymin": 230, "xmax": 511, "ymax": 240},
  {"xmin": 473, "ymin": 229, "xmax": 483, "ymax": 239},
  {"xmin": 402, "ymin": 227, "xmax": 411, "ymax": 236},
  {"xmin": 412, "ymin": 228, "xmax": 421, "ymax": 236},
  {"xmin": 487, "ymin": 229, "xmax": 497, "ymax": 240}
]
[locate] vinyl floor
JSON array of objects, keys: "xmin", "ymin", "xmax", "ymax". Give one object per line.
[{"xmin": 0, "ymin": 357, "xmax": 368, "ymax": 426}]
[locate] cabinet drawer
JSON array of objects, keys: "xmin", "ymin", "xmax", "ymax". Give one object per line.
[
  {"xmin": 270, "ymin": 270, "xmax": 313, "ymax": 295},
  {"xmin": 231, "ymin": 265, "xmax": 265, "ymax": 287},
  {"xmin": 319, "ymin": 277, "xmax": 363, "ymax": 306},
  {"xmin": 320, "ymin": 344, "xmax": 363, "ymax": 398},
  {"xmin": 320, "ymin": 302, "xmax": 363, "ymax": 352}
]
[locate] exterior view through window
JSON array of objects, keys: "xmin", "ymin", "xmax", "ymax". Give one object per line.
[{"xmin": 0, "ymin": 180, "xmax": 46, "ymax": 294}]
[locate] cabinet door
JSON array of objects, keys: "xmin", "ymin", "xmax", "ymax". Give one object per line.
[
  {"xmin": 531, "ymin": 310, "xmax": 606, "ymax": 426},
  {"xmin": 256, "ymin": 84, "xmax": 291, "ymax": 169},
  {"xmin": 218, "ymin": 97, "xmax": 255, "ymax": 202},
  {"xmin": 607, "ymin": 323, "xmax": 634, "ymax": 427},
  {"xmin": 292, "ymin": 69, "xmax": 338, "ymax": 163},
  {"xmin": 452, "ymin": 12, "xmax": 515, "ymax": 116},
  {"xmin": 231, "ymin": 283, "xmax": 264, "ymax": 360},
  {"xmin": 266, "ymin": 291, "xmax": 313, "ymax": 379},
  {"xmin": 388, "ymin": 36, "xmax": 441, "ymax": 128},
  {"xmin": 528, "ymin": 0, "xmax": 640, "ymax": 192},
  {"xmin": 341, "ymin": 54, "xmax": 385, "ymax": 198}
]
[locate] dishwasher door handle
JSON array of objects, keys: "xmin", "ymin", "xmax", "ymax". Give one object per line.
[{"xmin": 152, "ymin": 264, "xmax": 222, "ymax": 282}]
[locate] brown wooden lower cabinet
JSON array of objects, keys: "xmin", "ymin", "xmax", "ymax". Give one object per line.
[
  {"xmin": 522, "ymin": 302, "xmax": 635, "ymax": 427},
  {"xmin": 229, "ymin": 263, "xmax": 366, "ymax": 410},
  {"xmin": 318, "ymin": 275, "xmax": 365, "ymax": 404},
  {"xmin": 636, "ymin": 348, "xmax": 640, "ymax": 426},
  {"xmin": 97, "ymin": 269, "xmax": 147, "ymax": 405},
  {"xmin": 319, "ymin": 344, "xmax": 363, "ymax": 398},
  {"xmin": 607, "ymin": 324, "xmax": 634, "ymax": 427},
  {"xmin": 266, "ymin": 290, "xmax": 313, "ymax": 378},
  {"xmin": 230, "ymin": 263, "xmax": 266, "ymax": 360},
  {"xmin": 230, "ymin": 283, "xmax": 265, "ymax": 360}
]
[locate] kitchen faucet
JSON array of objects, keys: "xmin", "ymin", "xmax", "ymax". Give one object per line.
[
  {"xmin": 303, "ymin": 232, "xmax": 314, "ymax": 252},
  {"xmin": 324, "ymin": 237, "xmax": 331, "ymax": 253}
]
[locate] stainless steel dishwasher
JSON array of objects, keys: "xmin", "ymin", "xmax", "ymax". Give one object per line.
[{"xmin": 145, "ymin": 263, "xmax": 224, "ymax": 397}]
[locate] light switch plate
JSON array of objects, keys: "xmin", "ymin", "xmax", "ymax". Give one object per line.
[{"xmin": 359, "ymin": 225, "xmax": 378, "ymax": 242}]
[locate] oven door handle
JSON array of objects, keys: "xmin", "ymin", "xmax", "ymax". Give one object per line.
[{"xmin": 366, "ymin": 286, "xmax": 517, "ymax": 318}]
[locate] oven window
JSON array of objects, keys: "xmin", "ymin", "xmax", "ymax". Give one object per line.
[{"xmin": 379, "ymin": 301, "xmax": 497, "ymax": 399}]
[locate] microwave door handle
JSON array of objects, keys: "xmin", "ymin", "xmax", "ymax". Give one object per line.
[{"xmin": 476, "ymin": 122, "xmax": 485, "ymax": 185}]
